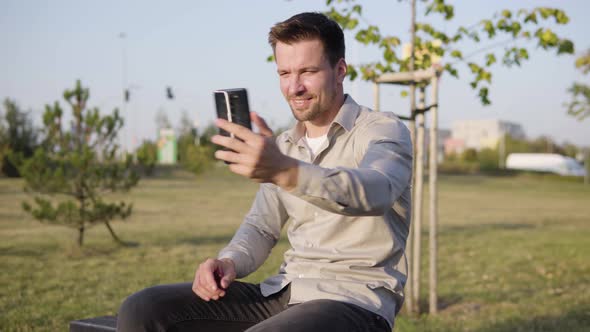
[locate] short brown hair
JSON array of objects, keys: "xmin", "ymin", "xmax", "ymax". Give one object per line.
[{"xmin": 268, "ymin": 12, "xmax": 345, "ymax": 67}]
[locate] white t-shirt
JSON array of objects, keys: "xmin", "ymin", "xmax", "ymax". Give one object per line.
[{"xmin": 303, "ymin": 133, "xmax": 328, "ymax": 160}]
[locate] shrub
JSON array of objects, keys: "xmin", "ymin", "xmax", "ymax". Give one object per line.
[{"xmin": 136, "ymin": 140, "xmax": 158, "ymax": 176}]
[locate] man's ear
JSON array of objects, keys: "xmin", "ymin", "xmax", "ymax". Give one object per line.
[{"xmin": 336, "ymin": 58, "xmax": 347, "ymax": 83}]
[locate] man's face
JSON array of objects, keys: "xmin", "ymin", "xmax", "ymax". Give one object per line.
[{"xmin": 275, "ymin": 39, "xmax": 346, "ymax": 123}]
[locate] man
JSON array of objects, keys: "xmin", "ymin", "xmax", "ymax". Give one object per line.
[{"xmin": 117, "ymin": 12, "xmax": 412, "ymax": 332}]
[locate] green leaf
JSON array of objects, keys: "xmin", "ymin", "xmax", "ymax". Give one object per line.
[
  {"xmin": 425, "ymin": 0, "xmax": 455, "ymax": 20},
  {"xmin": 575, "ymin": 51, "xmax": 590, "ymax": 74},
  {"xmin": 537, "ymin": 28, "xmax": 558, "ymax": 48},
  {"xmin": 485, "ymin": 53, "xmax": 497, "ymax": 66},
  {"xmin": 510, "ymin": 22, "xmax": 521, "ymax": 37},
  {"xmin": 352, "ymin": 4, "xmax": 362, "ymax": 15},
  {"xmin": 346, "ymin": 18, "xmax": 359, "ymax": 30},
  {"xmin": 479, "ymin": 87, "xmax": 491, "ymax": 105},
  {"xmin": 557, "ymin": 39, "xmax": 574, "ymax": 54},
  {"xmin": 524, "ymin": 12, "xmax": 538, "ymax": 24},
  {"xmin": 501, "ymin": 9, "xmax": 512, "ymax": 19},
  {"xmin": 444, "ymin": 5, "xmax": 454, "ymax": 20},
  {"xmin": 539, "ymin": 8, "xmax": 553, "ymax": 19},
  {"xmin": 360, "ymin": 64, "xmax": 377, "ymax": 81},
  {"xmin": 451, "ymin": 50, "xmax": 463, "ymax": 59},
  {"xmin": 347, "ymin": 64, "xmax": 358, "ymax": 81},
  {"xmin": 383, "ymin": 48, "xmax": 396, "ymax": 63},
  {"xmin": 482, "ymin": 20, "xmax": 495, "ymax": 38},
  {"xmin": 355, "ymin": 26, "xmax": 381, "ymax": 45},
  {"xmin": 482, "ymin": 71, "xmax": 492, "ymax": 83},
  {"xmin": 554, "ymin": 10, "xmax": 569, "ymax": 24},
  {"xmin": 444, "ymin": 64, "xmax": 459, "ymax": 78},
  {"xmin": 380, "ymin": 36, "xmax": 401, "ymax": 48}
]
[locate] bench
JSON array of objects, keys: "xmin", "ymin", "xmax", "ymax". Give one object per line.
[{"xmin": 70, "ymin": 316, "xmax": 116, "ymax": 332}]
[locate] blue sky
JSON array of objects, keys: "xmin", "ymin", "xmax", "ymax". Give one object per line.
[{"xmin": 1, "ymin": 0, "xmax": 589, "ymax": 150}]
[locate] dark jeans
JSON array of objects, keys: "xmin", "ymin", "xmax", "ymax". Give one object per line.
[{"xmin": 117, "ymin": 281, "xmax": 391, "ymax": 332}]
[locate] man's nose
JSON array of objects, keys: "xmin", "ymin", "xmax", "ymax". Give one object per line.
[{"xmin": 288, "ymin": 75, "xmax": 306, "ymax": 96}]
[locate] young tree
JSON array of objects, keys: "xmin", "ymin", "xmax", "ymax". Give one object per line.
[
  {"xmin": 321, "ymin": 0, "xmax": 574, "ymax": 315},
  {"xmin": 324, "ymin": 0, "xmax": 574, "ymax": 105},
  {"xmin": 20, "ymin": 81, "xmax": 139, "ymax": 246}
]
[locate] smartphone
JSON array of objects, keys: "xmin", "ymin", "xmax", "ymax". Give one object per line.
[{"xmin": 214, "ymin": 88, "xmax": 252, "ymax": 138}]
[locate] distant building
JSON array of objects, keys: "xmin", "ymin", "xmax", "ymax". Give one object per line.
[
  {"xmin": 447, "ymin": 119, "xmax": 525, "ymax": 154},
  {"xmin": 444, "ymin": 138, "xmax": 466, "ymax": 156},
  {"xmin": 424, "ymin": 128, "xmax": 451, "ymax": 161},
  {"xmin": 157, "ymin": 129, "xmax": 177, "ymax": 164}
]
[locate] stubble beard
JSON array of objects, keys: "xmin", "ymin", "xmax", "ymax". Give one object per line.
[
  {"xmin": 290, "ymin": 99, "xmax": 322, "ymax": 122},
  {"xmin": 288, "ymin": 87, "xmax": 338, "ymax": 123}
]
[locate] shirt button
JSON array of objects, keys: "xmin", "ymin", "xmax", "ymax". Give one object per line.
[{"xmin": 298, "ymin": 274, "xmax": 304, "ymax": 278}]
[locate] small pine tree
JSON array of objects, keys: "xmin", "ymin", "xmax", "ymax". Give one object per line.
[{"xmin": 20, "ymin": 80, "xmax": 139, "ymax": 246}]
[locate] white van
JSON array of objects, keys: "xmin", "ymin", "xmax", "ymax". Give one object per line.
[{"xmin": 506, "ymin": 153, "xmax": 586, "ymax": 177}]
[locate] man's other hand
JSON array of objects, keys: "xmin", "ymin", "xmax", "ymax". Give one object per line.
[
  {"xmin": 192, "ymin": 258, "xmax": 236, "ymax": 301},
  {"xmin": 212, "ymin": 112, "xmax": 298, "ymax": 190}
]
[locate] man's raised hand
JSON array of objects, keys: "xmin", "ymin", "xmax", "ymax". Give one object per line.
[{"xmin": 212, "ymin": 112, "xmax": 298, "ymax": 190}]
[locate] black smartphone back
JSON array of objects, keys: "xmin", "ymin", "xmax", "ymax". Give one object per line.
[{"xmin": 214, "ymin": 88, "xmax": 252, "ymax": 138}]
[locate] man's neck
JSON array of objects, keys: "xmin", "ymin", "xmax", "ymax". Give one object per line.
[{"xmin": 304, "ymin": 94, "xmax": 345, "ymax": 138}]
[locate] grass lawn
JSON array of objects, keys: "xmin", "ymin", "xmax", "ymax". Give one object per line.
[{"xmin": 1, "ymin": 166, "xmax": 589, "ymax": 331}]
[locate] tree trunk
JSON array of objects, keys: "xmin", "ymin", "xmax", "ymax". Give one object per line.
[
  {"xmin": 104, "ymin": 220, "xmax": 126, "ymax": 245},
  {"xmin": 406, "ymin": 0, "xmax": 418, "ymax": 316},
  {"xmin": 406, "ymin": 119, "xmax": 415, "ymax": 316},
  {"xmin": 78, "ymin": 226, "xmax": 85, "ymax": 246},
  {"xmin": 412, "ymin": 88, "xmax": 426, "ymax": 314},
  {"xmin": 428, "ymin": 74, "xmax": 440, "ymax": 314}
]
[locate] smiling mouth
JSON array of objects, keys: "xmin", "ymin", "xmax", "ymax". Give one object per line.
[{"xmin": 290, "ymin": 96, "xmax": 313, "ymax": 108}]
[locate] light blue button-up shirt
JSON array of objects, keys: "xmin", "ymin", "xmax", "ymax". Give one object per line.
[{"xmin": 219, "ymin": 95, "xmax": 413, "ymax": 327}]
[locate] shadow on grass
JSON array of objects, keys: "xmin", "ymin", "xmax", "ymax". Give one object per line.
[
  {"xmin": 175, "ymin": 234, "xmax": 235, "ymax": 246},
  {"xmin": 476, "ymin": 303, "xmax": 590, "ymax": 332},
  {"xmin": 434, "ymin": 294, "xmax": 464, "ymax": 312},
  {"xmin": 441, "ymin": 223, "xmax": 535, "ymax": 235},
  {"xmin": 400, "ymin": 294, "xmax": 465, "ymax": 316},
  {"xmin": 0, "ymin": 245, "xmax": 52, "ymax": 258}
]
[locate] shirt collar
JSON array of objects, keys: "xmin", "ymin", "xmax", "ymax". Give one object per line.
[{"xmin": 283, "ymin": 94, "xmax": 361, "ymax": 144}]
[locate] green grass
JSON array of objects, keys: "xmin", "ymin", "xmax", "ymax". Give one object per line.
[{"xmin": 1, "ymin": 167, "xmax": 589, "ymax": 331}]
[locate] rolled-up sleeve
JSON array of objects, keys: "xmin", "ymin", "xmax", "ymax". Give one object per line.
[
  {"xmin": 218, "ymin": 183, "xmax": 288, "ymax": 278},
  {"xmin": 288, "ymin": 116, "xmax": 412, "ymax": 216}
]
